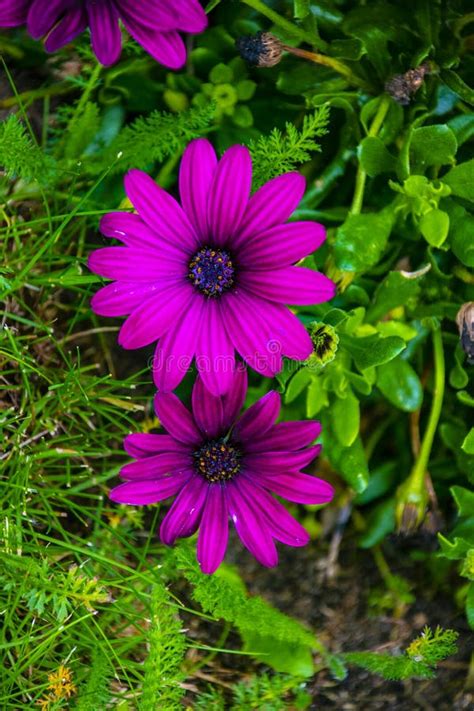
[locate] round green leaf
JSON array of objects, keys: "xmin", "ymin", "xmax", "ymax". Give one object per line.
[{"xmin": 376, "ymin": 359, "xmax": 423, "ymax": 411}]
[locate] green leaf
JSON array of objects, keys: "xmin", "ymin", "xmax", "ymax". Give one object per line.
[
  {"xmin": 376, "ymin": 359, "xmax": 423, "ymax": 412},
  {"xmin": 331, "ymin": 388, "xmax": 360, "ymax": 447},
  {"xmin": 410, "ymin": 125, "xmax": 457, "ymax": 171},
  {"xmin": 451, "ymin": 486, "xmax": 474, "ymax": 517},
  {"xmin": 466, "ymin": 583, "xmax": 474, "ymax": 630},
  {"xmin": 443, "ymin": 160, "xmax": 474, "ymax": 202},
  {"xmin": 419, "ymin": 209, "xmax": 450, "ymax": 247},
  {"xmin": 359, "ymin": 498, "xmax": 396, "ymax": 548},
  {"xmin": 340, "ymin": 334, "xmax": 406, "ymax": 370},
  {"xmin": 358, "ymin": 136, "xmax": 397, "ymax": 177},
  {"xmin": 334, "ymin": 210, "xmax": 394, "ymax": 273},
  {"xmin": 462, "ymin": 429, "xmax": 474, "ymax": 455},
  {"xmin": 285, "ymin": 367, "xmax": 312, "ymax": 403},
  {"xmin": 367, "ymin": 270, "xmax": 423, "ymax": 321},
  {"xmin": 440, "ymin": 69, "xmax": 474, "ymax": 107},
  {"xmin": 447, "ymin": 115, "xmax": 474, "ymax": 147},
  {"xmin": 329, "ymin": 435, "xmax": 369, "ymax": 493},
  {"xmin": 243, "ymin": 633, "xmax": 314, "ymax": 677},
  {"xmin": 438, "ymin": 534, "xmax": 473, "ymax": 560}
]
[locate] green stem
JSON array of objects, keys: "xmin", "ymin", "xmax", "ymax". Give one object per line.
[
  {"xmin": 350, "ymin": 94, "xmax": 391, "ymax": 215},
  {"xmin": 286, "ymin": 46, "xmax": 373, "ymax": 92},
  {"xmin": 0, "ymin": 82, "xmax": 75, "ymax": 109},
  {"xmin": 410, "ymin": 327, "xmax": 445, "ymax": 493},
  {"xmin": 241, "ymin": 0, "xmax": 316, "ymax": 46}
]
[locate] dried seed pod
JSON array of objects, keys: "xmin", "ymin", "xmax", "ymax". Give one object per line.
[
  {"xmin": 385, "ymin": 62, "xmax": 431, "ymax": 105},
  {"xmin": 456, "ymin": 302, "xmax": 474, "ymax": 364},
  {"xmin": 236, "ymin": 31, "xmax": 284, "ymax": 68}
]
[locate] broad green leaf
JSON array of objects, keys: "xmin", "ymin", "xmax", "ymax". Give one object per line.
[
  {"xmin": 340, "ymin": 334, "xmax": 405, "ymax": 370},
  {"xmin": 467, "ymin": 583, "xmax": 474, "ymax": 630},
  {"xmin": 359, "ymin": 498, "xmax": 396, "ymax": 548},
  {"xmin": 367, "ymin": 270, "xmax": 423, "ymax": 321},
  {"xmin": 243, "ymin": 632, "xmax": 314, "ymax": 677},
  {"xmin": 334, "ymin": 210, "xmax": 394, "ymax": 273},
  {"xmin": 358, "ymin": 136, "xmax": 397, "ymax": 176},
  {"xmin": 447, "ymin": 115, "xmax": 474, "ymax": 147},
  {"xmin": 443, "ymin": 160, "xmax": 474, "ymax": 202},
  {"xmin": 410, "ymin": 125, "xmax": 457, "ymax": 171},
  {"xmin": 419, "ymin": 209, "xmax": 450, "ymax": 247},
  {"xmin": 441, "ymin": 69, "xmax": 474, "ymax": 107},
  {"xmin": 285, "ymin": 367, "xmax": 312, "ymax": 403},
  {"xmin": 329, "ymin": 435, "xmax": 369, "ymax": 493},
  {"xmin": 462, "ymin": 429, "xmax": 474, "ymax": 455},
  {"xmin": 451, "ymin": 486, "xmax": 474, "ymax": 517},
  {"xmin": 331, "ymin": 388, "xmax": 360, "ymax": 447},
  {"xmin": 355, "ymin": 462, "xmax": 397, "ymax": 505},
  {"xmin": 376, "ymin": 359, "xmax": 423, "ymax": 412},
  {"xmin": 438, "ymin": 534, "xmax": 473, "ymax": 560}
]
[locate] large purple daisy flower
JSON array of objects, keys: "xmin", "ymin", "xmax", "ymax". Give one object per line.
[
  {"xmin": 0, "ymin": 0, "xmax": 207, "ymax": 67},
  {"xmin": 110, "ymin": 369, "xmax": 334, "ymax": 574},
  {"xmin": 88, "ymin": 139, "xmax": 336, "ymax": 395}
]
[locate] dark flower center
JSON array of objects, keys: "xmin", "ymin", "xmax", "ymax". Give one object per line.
[
  {"xmin": 188, "ymin": 247, "xmax": 235, "ymax": 297},
  {"xmin": 193, "ymin": 438, "xmax": 241, "ymax": 483}
]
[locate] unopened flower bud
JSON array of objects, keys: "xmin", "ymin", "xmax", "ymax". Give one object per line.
[
  {"xmin": 306, "ymin": 322, "xmax": 339, "ymax": 369},
  {"xmin": 456, "ymin": 302, "xmax": 474, "ymax": 364},
  {"xmin": 236, "ymin": 31, "xmax": 283, "ymax": 68}
]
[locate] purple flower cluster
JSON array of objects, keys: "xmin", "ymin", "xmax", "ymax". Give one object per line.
[
  {"xmin": 88, "ymin": 139, "xmax": 336, "ymax": 573},
  {"xmin": 2, "ymin": 4, "xmax": 337, "ymax": 571},
  {"xmin": 0, "ymin": 0, "xmax": 207, "ymax": 67}
]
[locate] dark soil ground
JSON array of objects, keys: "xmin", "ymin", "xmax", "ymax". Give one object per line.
[{"xmin": 181, "ymin": 528, "xmax": 473, "ymax": 710}]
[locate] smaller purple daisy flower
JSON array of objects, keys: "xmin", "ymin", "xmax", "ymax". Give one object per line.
[
  {"xmin": 0, "ymin": 0, "xmax": 207, "ymax": 68},
  {"xmin": 109, "ymin": 369, "xmax": 334, "ymax": 574}
]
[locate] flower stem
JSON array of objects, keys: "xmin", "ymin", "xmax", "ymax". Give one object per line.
[
  {"xmin": 240, "ymin": 0, "xmax": 317, "ymax": 46},
  {"xmin": 396, "ymin": 327, "xmax": 445, "ymax": 529},
  {"xmin": 350, "ymin": 94, "xmax": 391, "ymax": 215},
  {"xmin": 0, "ymin": 82, "xmax": 75, "ymax": 109},
  {"xmin": 284, "ymin": 46, "xmax": 373, "ymax": 92}
]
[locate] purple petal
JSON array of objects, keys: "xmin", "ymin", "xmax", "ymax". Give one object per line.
[
  {"xmin": 90, "ymin": 282, "xmax": 164, "ymax": 317},
  {"xmin": 87, "ymin": 0, "xmax": 122, "ymax": 66},
  {"xmin": 100, "ymin": 212, "xmax": 186, "ymax": 259},
  {"xmin": 124, "ymin": 433, "xmax": 188, "ymax": 458},
  {"xmin": 221, "ymin": 290, "xmax": 283, "ymax": 377},
  {"xmin": 152, "ymin": 295, "xmax": 205, "ymax": 392},
  {"xmin": 0, "ymin": 0, "xmax": 29, "ymax": 25},
  {"xmin": 118, "ymin": 285, "xmax": 193, "ymax": 350},
  {"xmin": 192, "ymin": 375, "xmax": 225, "ymax": 439},
  {"xmin": 117, "ymin": 0, "xmax": 178, "ymax": 31},
  {"xmin": 233, "ymin": 391, "xmax": 280, "ymax": 441},
  {"xmin": 160, "ymin": 476, "xmax": 208, "ymax": 545},
  {"xmin": 239, "ymin": 475, "xmax": 310, "ymax": 547},
  {"xmin": 248, "ymin": 470, "xmax": 335, "ymax": 505},
  {"xmin": 238, "ymin": 221, "xmax": 326, "ymax": 269},
  {"xmin": 179, "ymin": 138, "xmax": 217, "ymax": 241},
  {"xmin": 196, "ymin": 299, "xmax": 235, "ymax": 396},
  {"xmin": 88, "ymin": 246, "xmax": 185, "ymax": 282},
  {"xmin": 241, "ymin": 267, "xmax": 336, "ymax": 305},
  {"xmin": 154, "ymin": 392, "xmax": 202, "ymax": 445},
  {"xmin": 247, "ymin": 421, "xmax": 322, "ymax": 453},
  {"xmin": 207, "ymin": 145, "xmax": 252, "ymax": 247},
  {"xmin": 44, "ymin": 9, "xmax": 87, "ymax": 52},
  {"xmin": 233, "ymin": 172, "xmax": 306, "ymax": 249},
  {"xmin": 245, "ymin": 446, "xmax": 321, "ymax": 474},
  {"xmin": 109, "ymin": 471, "xmax": 190, "ymax": 505},
  {"xmin": 124, "ymin": 169, "xmax": 198, "ymax": 251},
  {"xmin": 221, "ymin": 367, "xmax": 248, "ymax": 430},
  {"xmin": 226, "ymin": 481, "xmax": 278, "ymax": 567},
  {"xmin": 197, "ymin": 484, "xmax": 229, "ymax": 574},
  {"xmin": 121, "ymin": 22, "xmax": 187, "ymax": 69},
  {"xmin": 241, "ymin": 296, "xmax": 313, "ymax": 361},
  {"xmin": 27, "ymin": 0, "xmax": 68, "ymax": 38},
  {"xmin": 120, "ymin": 452, "xmax": 192, "ymax": 480},
  {"xmin": 176, "ymin": 0, "xmax": 208, "ymax": 32}
]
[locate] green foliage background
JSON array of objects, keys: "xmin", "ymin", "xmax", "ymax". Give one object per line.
[{"xmin": 0, "ymin": 0, "xmax": 473, "ymax": 707}]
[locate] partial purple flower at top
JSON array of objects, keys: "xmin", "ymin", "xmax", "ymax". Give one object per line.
[
  {"xmin": 88, "ymin": 138, "xmax": 336, "ymax": 396},
  {"xmin": 0, "ymin": 0, "xmax": 207, "ymax": 68},
  {"xmin": 110, "ymin": 369, "xmax": 334, "ymax": 574}
]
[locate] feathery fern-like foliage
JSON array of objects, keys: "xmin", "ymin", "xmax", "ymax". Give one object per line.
[
  {"xmin": 344, "ymin": 627, "xmax": 459, "ymax": 680},
  {"xmin": 0, "ymin": 115, "xmax": 54, "ymax": 183},
  {"xmin": 139, "ymin": 583, "xmax": 187, "ymax": 711},
  {"xmin": 248, "ymin": 105, "xmax": 330, "ymax": 188},
  {"xmin": 76, "ymin": 650, "xmax": 112, "ymax": 711},
  {"xmin": 90, "ymin": 103, "xmax": 215, "ymax": 174}
]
